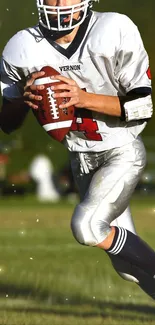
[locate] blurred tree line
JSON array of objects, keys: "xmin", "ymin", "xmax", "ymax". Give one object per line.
[{"xmin": 0, "ymin": 0, "xmax": 154, "ymax": 175}]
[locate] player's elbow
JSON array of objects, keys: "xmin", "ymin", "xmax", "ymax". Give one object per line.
[
  {"xmin": 0, "ymin": 118, "xmax": 15, "ymax": 134},
  {"xmin": 0, "ymin": 99, "xmax": 30, "ymax": 134}
]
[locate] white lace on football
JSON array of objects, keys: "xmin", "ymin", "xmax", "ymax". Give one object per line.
[
  {"xmin": 47, "ymin": 87, "xmax": 59, "ymax": 120},
  {"xmin": 33, "ymin": 77, "xmax": 61, "ymax": 120}
]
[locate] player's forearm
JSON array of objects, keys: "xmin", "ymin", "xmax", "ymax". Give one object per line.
[
  {"xmin": 0, "ymin": 98, "xmax": 30, "ymax": 134},
  {"xmin": 84, "ymin": 93, "xmax": 121, "ymax": 117}
]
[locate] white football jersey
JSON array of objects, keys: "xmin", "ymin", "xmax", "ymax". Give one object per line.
[{"xmin": 0, "ymin": 11, "xmax": 152, "ymax": 152}]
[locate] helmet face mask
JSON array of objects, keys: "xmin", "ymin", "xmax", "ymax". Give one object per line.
[{"xmin": 36, "ymin": 0, "xmax": 99, "ymax": 31}]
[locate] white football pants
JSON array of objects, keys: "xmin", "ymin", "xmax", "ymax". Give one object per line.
[{"xmin": 70, "ymin": 137, "xmax": 146, "ymax": 282}]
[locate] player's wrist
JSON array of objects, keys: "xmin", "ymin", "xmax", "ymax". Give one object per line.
[{"xmin": 83, "ymin": 92, "xmax": 97, "ymax": 109}]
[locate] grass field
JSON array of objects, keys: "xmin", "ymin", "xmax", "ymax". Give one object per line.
[{"xmin": 0, "ymin": 195, "xmax": 154, "ymax": 324}]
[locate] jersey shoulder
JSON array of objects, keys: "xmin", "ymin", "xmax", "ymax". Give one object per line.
[
  {"xmin": 2, "ymin": 26, "xmax": 42, "ymax": 66},
  {"xmin": 91, "ymin": 11, "xmax": 138, "ymax": 39},
  {"xmin": 88, "ymin": 12, "xmax": 140, "ymax": 54}
]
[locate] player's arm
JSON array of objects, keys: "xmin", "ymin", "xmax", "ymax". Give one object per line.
[
  {"xmin": 83, "ymin": 86, "xmax": 153, "ymax": 121},
  {"xmin": 49, "ymin": 75, "xmax": 153, "ymax": 121},
  {"xmin": 75, "ymin": 87, "xmax": 153, "ymax": 122},
  {"xmin": 0, "ymin": 98, "xmax": 29, "ymax": 134},
  {"xmin": 0, "ymin": 69, "xmax": 45, "ymax": 134},
  {"xmin": 50, "ymin": 16, "xmax": 153, "ymax": 122},
  {"xmin": 49, "ymin": 74, "xmax": 123, "ymax": 116},
  {"xmin": 0, "ymin": 58, "xmax": 29, "ymax": 134}
]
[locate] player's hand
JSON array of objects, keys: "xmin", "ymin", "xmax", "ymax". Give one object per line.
[
  {"xmin": 23, "ymin": 71, "xmax": 45, "ymax": 109},
  {"xmin": 50, "ymin": 75, "xmax": 88, "ymax": 109}
]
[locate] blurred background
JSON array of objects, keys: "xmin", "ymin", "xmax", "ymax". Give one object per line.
[{"xmin": 0, "ymin": 0, "xmax": 154, "ymax": 201}]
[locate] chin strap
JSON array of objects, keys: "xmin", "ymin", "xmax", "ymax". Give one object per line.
[{"xmin": 39, "ymin": 23, "xmax": 73, "ymax": 41}]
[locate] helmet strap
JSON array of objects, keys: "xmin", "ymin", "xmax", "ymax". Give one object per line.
[{"xmin": 39, "ymin": 23, "xmax": 74, "ymax": 41}]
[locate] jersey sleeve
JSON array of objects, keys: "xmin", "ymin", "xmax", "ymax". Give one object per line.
[
  {"xmin": 115, "ymin": 15, "xmax": 152, "ymax": 93},
  {"xmin": 0, "ymin": 57, "xmax": 25, "ymax": 100}
]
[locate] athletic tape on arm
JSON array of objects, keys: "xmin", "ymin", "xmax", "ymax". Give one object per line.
[{"xmin": 124, "ymin": 95, "xmax": 153, "ymax": 122}]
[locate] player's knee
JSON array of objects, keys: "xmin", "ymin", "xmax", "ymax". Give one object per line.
[
  {"xmin": 71, "ymin": 204, "xmax": 111, "ymax": 246},
  {"xmin": 71, "ymin": 216, "xmax": 86, "ymax": 245},
  {"xmin": 71, "ymin": 212, "xmax": 95, "ymax": 246},
  {"xmin": 71, "ymin": 204, "xmax": 97, "ymax": 246}
]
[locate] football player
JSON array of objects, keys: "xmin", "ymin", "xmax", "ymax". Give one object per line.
[{"xmin": 0, "ymin": 0, "xmax": 155, "ymax": 299}]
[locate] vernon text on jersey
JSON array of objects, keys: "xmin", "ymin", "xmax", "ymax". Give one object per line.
[{"xmin": 60, "ymin": 65, "xmax": 81, "ymax": 72}]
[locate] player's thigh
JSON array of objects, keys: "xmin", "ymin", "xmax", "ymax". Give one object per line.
[
  {"xmin": 72, "ymin": 138, "xmax": 146, "ymax": 224},
  {"xmin": 70, "ymin": 152, "xmax": 137, "ymax": 234},
  {"xmin": 70, "ymin": 152, "xmax": 94, "ymax": 200}
]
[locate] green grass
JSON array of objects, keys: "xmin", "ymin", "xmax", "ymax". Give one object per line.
[{"xmin": 0, "ymin": 195, "xmax": 154, "ymax": 324}]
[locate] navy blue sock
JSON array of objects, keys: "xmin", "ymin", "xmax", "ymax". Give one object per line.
[
  {"xmin": 132, "ymin": 264, "xmax": 155, "ymax": 299},
  {"xmin": 106, "ymin": 227, "xmax": 155, "ymax": 278},
  {"xmin": 108, "ymin": 252, "xmax": 155, "ymax": 300}
]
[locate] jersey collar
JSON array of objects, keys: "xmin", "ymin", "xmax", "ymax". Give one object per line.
[{"xmin": 39, "ymin": 11, "xmax": 92, "ymax": 59}]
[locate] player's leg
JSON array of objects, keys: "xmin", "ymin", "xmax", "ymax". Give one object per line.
[
  {"xmin": 70, "ymin": 150, "xmax": 138, "ymax": 284},
  {"xmin": 110, "ymin": 207, "xmax": 139, "ymax": 282},
  {"xmin": 70, "ymin": 148, "xmax": 155, "ymax": 299},
  {"xmin": 71, "ymin": 137, "xmax": 155, "ymax": 282},
  {"xmin": 96, "ymin": 138, "xmax": 155, "ymax": 279},
  {"xmin": 111, "ymin": 208, "xmax": 155, "ymax": 299},
  {"xmin": 70, "ymin": 150, "xmax": 155, "ymax": 299}
]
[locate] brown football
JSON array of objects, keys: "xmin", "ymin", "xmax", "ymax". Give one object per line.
[{"xmin": 32, "ymin": 66, "xmax": 74, "ymax": 142}]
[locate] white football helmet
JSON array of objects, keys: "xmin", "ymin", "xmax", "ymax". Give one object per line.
[{"xmin": 36, "ymin": 0, "xmax": 99, "ymax": 31}]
